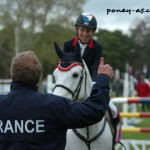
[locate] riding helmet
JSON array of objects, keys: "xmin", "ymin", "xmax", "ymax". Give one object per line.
[{"xmin": 75, "ymin": 13, "xmax": 97, "ymax": 29}]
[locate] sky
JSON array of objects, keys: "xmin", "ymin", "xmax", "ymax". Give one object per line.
[{"xmin": 83, "ymin": 0, "xmax": 150, "ymax": 34}]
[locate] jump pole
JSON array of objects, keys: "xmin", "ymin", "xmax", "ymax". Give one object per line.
[
  {"xmin": 122, "ymin": 127, "xmax": 150, "ymax": 133},
  {"xmin": 120, "ymin": 112, "xmax": 150, "ymax": 118},
  {"xmin": 111, "ymin": 97, "xmax": 150, "ymax": 104}
]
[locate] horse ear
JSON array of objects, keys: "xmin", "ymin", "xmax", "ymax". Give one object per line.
[
  {"xmin": 74, "ymin": 42, "xmax": 82, "ymax": 62},
  {"xmin": 54, "ymin": 42, "xmax": 65, "ymax": 59}
]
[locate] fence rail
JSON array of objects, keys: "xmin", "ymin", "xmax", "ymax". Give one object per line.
[
  {"xmin": 120, "ymin": 112, "xmax": 150, "ymax": 118},
  {"xmin": 111, "ymin": 97, "xmax": 150, "ymax": 103},
  {"xmin": 122, "ymin": 127, "xmax": 150, "ymax": 133}
]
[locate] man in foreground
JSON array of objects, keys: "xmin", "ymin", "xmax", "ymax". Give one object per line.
[{"xmin": 0, "ymin": 50, "xmax": 114, "ymax": 150}]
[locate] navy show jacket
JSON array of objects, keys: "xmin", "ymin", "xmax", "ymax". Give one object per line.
[
  {"xmin": 63, "ymin": 37, "xmax": 103, "ymax": 82},
  {"xmin": 0, "ymin": 74, "xmax": 110, "ymax": 150}
]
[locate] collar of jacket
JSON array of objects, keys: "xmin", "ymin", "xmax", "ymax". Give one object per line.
[
  {"xmin": 72, "ymin": 37, "xmax": 94, "ymax": 48},
  {"xmin": 10, "ymin": 81, "xmax": 38, "ymax": 92}
]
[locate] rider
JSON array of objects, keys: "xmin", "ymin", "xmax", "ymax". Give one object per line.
[{"xmin": 63, "ymin": 12, "xmax": 121, "ymax": 141}]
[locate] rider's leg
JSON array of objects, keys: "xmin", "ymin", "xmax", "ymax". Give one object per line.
[
  {"xmin": 109, "ymin": 100, "xmax": 118, "ymax": 118},
  {"xmin": 109, "ymin": 100, "xmax": 122, "ymax": 143}
]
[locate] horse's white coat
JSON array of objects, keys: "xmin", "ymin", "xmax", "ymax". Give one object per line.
[{"xmin": 53, "ymin": 60, "xmax": 113, "ymax": 150}]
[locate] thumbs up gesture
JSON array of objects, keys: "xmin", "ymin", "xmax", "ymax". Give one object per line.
[{"xmin": 98, "ymin": 57, "xmax": 114, "ymax": 79}]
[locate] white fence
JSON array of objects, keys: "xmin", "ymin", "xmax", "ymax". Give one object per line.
[
  {"xmin": 115, "ymin": 140, "xmax": 150, "ymax": 150},
  {"xmin": 0, "ymin": 79, "xmax": 11, "ymax": 94}
]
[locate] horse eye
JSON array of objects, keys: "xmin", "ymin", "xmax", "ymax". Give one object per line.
[{"xmin": 73, "ymin": 73, "xmax": 79, "ymax": 78}]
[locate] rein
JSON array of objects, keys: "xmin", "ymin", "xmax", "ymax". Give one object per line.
[
  {"xmin": 72, "ymin": 118, "xmax": 107, "ymax": 150},
  {"xmin": 73, "ymin": 68, "xmax": 85, "ymax": 101}
]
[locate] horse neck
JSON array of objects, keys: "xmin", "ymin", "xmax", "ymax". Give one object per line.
[
  {"xmin": 79, "ymin": 60, "xmax": 93, "ymax": 101},
  {"xmin": 74, "ymin": 69, "xmax": 93, "ymax": 102}
]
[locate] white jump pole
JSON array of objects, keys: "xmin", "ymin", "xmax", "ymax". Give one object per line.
[{"xmin": 123, "ymin": 72, "xmax": 129, "ymax": 126}]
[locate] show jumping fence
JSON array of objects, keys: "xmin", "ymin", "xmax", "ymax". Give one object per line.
[
  {"xmin": 115, "ymin": 140, "xmax": 150, "ymax": 150},
  {"xmin": 0, "ymin": 79, "xmax": 11, "ymax": 94},
  {"xmin": 112, "ymin": 96, "xmax": 150, "ymax": 149},
  {"xmin": 111, "ymin": 97, "xmax": 150, "ymax": 104},
  {"xmin": 120, "ymin": 112, "xmax": 150, "ymax": 118},
  {"xmin": 120, "ymin": 112, "xmax": 150, "ymax": 133},
  {"xmin": 111, "ymin": 97, "xmax": 150, "ymax": 127},
  {"xmin": 122, "ymin": 127, "xmax": 150, "ymax": 133}
]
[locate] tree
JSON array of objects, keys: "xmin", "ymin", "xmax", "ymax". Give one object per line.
[
  {"xmin": 130, "ymin": 16, "xmax": 150, "ymax": 68},
  {"xmin": 95, "ymin": 29, "xmax": 135, "ymax": 71},
  {"xmin": 0, "ymin": 0, "xmax": 86, "ymax": 78},
  {"xmin": 0, "ymin": 25, "xmax": 15, "ymax": 78},
  {"xmin": 0, "ymin": 0, "xmax": 86, "ymax": 50},
  {"xmin": 33, "ymin": 24, "xmax": 75, "ymax": 78}
]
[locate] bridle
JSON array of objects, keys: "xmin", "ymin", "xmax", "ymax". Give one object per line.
[
  {"xmin": 53, "ymin": 64, "xmax": 86, "ymax": 101},
  {"xmin": 72, "ymin": 118, "xmax": 107, "ymax": 150}
]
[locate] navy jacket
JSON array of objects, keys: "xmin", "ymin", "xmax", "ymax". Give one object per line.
[
  {"xmin": 63, "ymin": 37, "xmax": 103, "ymax": 81},
  {"xmin": 0, "ymin": 75, "xmax": 110, "ymax": 150}
]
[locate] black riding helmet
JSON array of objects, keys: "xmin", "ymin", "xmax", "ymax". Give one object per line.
[{"xmin": 75, "ymin": 13, "xmax": 97, "ymax": 29}]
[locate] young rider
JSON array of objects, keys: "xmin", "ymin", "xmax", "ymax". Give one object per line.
[{"xmin": 63, "ymin": 12, "xmax": 121, "ymax": 141}]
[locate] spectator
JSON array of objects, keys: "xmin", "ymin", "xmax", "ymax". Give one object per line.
[
  {"xmin": 142, "ymin": 64, "xmax": 150, "ymax": 79},
  {"xmin": 136, "ymin": 72, "xmax": 150, "ymax": 111},
  {"xmin": 112, "ymin": 77, "xmax": 123, "ymax": 97}
]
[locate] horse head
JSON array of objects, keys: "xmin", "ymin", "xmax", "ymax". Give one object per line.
[{"xmin": 53, "ymin": 42, "xmax": 93, "ymax": 101}]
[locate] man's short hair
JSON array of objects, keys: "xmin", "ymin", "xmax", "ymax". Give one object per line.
[{"xmin": 10, "ymin": 51, "xmax": 42, "ymax": 86}]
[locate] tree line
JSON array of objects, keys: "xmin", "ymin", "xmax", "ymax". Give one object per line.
[{"xmin": 0, "ymin": 0, "xmax": 150, "ymax": 79}]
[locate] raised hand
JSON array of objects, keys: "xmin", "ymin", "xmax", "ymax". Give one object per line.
[{"xmin": 98, "ymin": 57, "xmax": 114, "ymax": 79}]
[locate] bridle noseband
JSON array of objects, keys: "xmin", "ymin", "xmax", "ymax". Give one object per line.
[{"xmin": 53, "ymin": 84, "xmax": 74, "ymax": 98}]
